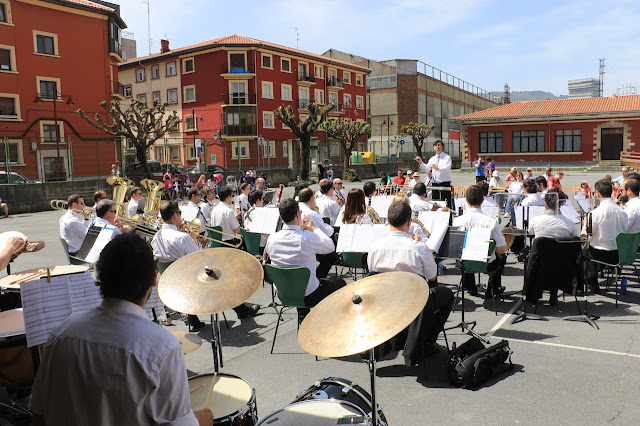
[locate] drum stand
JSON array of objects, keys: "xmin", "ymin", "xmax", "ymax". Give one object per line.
[
  {"xmin": 210, "ymin": 313, "xmax": 224, "ymax": 371},
  {"xmin": 364, "ymin": 348, "xmax": 381, "ymax": 426}
]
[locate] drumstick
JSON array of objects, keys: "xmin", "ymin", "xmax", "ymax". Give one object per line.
[
  {"xmin": 203, "ymin": 373, "xmax": 217, "ymax": 410},
  {"xmin": 189, "ymin": 384, "xmax": 205, "ymax": 394}
]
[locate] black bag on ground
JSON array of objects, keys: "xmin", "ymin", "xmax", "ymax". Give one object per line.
[{"xmin": 447, "ymin": 337, "xmax": 513, "ymax": 388}]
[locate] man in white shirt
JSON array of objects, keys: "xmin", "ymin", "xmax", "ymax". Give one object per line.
[
  {"xmin": 613, "ymin": 167, "xmax": 629, "ymax": 186},
  {"xmin": 582, "ymin": 179, "xmax": 628, "ymax": 294},
  {"xmin": 332, "ymin": 178, "xmax": 346, "ymax": 202},
  {"xmin": 199, "ymin": 186, "xmax": 217, "ymax": 223},
  {"xmin": 316, "ymin": 179, "xmax": 343, "ymax": 225},
  {"xmin": 93, "ymin": 190, "xmax": 107, "ymax": 205},
  {"xmin": 453, "ymin": 185, "xmax": 508, "ymax": 298},
  {"xmin": 368, "ymin": 201, "xmax": 454, "ymax": 363},
  {"xmin": 416, "ymin": 140, "xmax": 453, "ymax": 207},
  {"xmin": 520, "ymin": 179, "xmax": 545, "ymax": 206},
  {"xmin": 186, "ymin": 188, "xmax": 207, "ymax": 225},
  {"xmin": 299, "ymin": 188, "xmax": 337, "ymax": 278},
  {"xmin": 528, "ymin": 192, "xmax": 579, "ymax": 239},
  {"xmin": 127, "ymin": 186, "xmax": 143, "ymax": 218},
  {"xmin": 236, "ymin": 183, "xmax": 251, "ymax": 225},
  {"xmin": 535, "ymin": 176, "xmax": 549, "ymax": 195},
  {"xmin": 59, "ymin": 194, "xmax": 90, "ymax": 261},
  {"xmin": 31, "ymin": 233, "xmax": 213, "ymax": 426},
  {"xmin": 409, "ymin": 182, "xmax": 446, "ymax": 214},
  {"xmin": 265, "ymin": 198, "xmax": 345, "ymax": 310},
  {"xmin": 623, "ymin": 179, "xmax": 640, "ymax": 232},
  {"xmin": 210, "ymin": 187, "xmax": 241, "ymax": 245},
  {"xmin": 93, "ymin": 199, "xmax": 128, "ymax": 237}
]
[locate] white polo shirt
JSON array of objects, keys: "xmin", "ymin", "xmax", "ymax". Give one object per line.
[
  {"xmin": 586, "ymin": 198, "xmax": 628, "ymax": 251},
  {"xmin": 453, "ymin": 207, "xmax": 507, "ymax": 261},
  {"xmin": 368, "ymin": 231, "xmax": 437, "ymax": 280},
  {"xmin": 528, "ymin": 210, "xmax": 579, "ymax": 239},
  {"xmin": 316, "ymin": 194, "xmax": 341, "ymax": 225},
  {"xmin": 59, "ymin": 210, "xmax": 90, "ymax": 253},
  {"xmin": 151, "ymin": 223, "xmax": 199, "ymax": 263},
  {"xmin": 625, "ymin": 196, "xmax": 640, "ymax": 233},
  {"xmin": 210, "ymin": 201, "xmax": 240, "ymax": 241},
  {"xmin": 127, "ymin": 198, "xmax": 140, "ymax": 218},
  {"xmin": 299, "ymin": 202, "xmax": 334, "ymax": 236}
]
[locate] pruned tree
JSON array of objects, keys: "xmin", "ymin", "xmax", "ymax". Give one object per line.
[
  {"xmin": 320, "ymin": 118, "xmax": 371, "ymax": 169},
  {"xmin": 77, "ymin": 99, "xmax": 180, "ymax": 179},
  {"xmin": 275, "ymin": 102, "xmax": 335, "ymax": 181},
  {"xmin": 400, "ymin": 122, "xmax": 434, "ymax": 159}
]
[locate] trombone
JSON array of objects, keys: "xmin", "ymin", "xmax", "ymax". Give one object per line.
[
  {"xmin": 180, "ymin": 218, "xmax": 243, "ymax": 249},
  {"xmin": 50, "ymin": 199, "xmax": 95, "ymax": 220}
]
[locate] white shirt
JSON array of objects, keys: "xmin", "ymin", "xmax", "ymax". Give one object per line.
[
  {"xmin": 407, "ymin": 179, "xmax": 419, "ymax": 190},
  {"xmin": 199, "ymin": 199, "xmax": 216, "ymax": 223},
  {"xmin": 211, "ymin": 201, "xmax": 240, "ymax": 241},
  {"xmin": 421, "ymin": 151, "xmax": 452, "ymax": 183},
  {"xmin": 528, "ymin": 210, "xmax": 579, "ymax": 239},
  {"xmin": 152, "ymin": 223, "xmax": 199, "ymax": 262},
  {"xmin": 30, "ymin": 298, "xmax": 197, "ymax": 426},
  {"xmin": 585, "ymin": 198, "xmax": 628, "ymax": 251},
  {"xmin": 521, "ymin": 193, "xmax": 545, "ymax": 206},
  {"xmin": 409, "ymin": 193, "xmax": 435, "ymax": 213},
  {"xmin": 489, "ymin": 177, "xmax": 503, "ymax": 188},
  {"xmin": 300, "ymin": 202, "xmax": 334, "ymax": 236},
  {"xmin": 59, "ymin": 210, "xmax": 90, "ymax": 253},
  {"xmin": 92, "ymin": 216, "xmax": 121, "ymax": 236},
  {"xmin": 508, "ymin": 181, "xmax": 523, "ymax": 194},
  {"xmin": 237, "ymin": 193, "xmax": 250, "ymax": 214},
  {"xmin": 368, "ymin": 231, "xmax": 437, "ymax": 280},
  {"xmin": 625, "ymin": 196, "xmax": 640, "ymax": 233},
  {"xmin": 187, "ymin": 201, "xmax": 207, "ymax": 225},
  {"xmin": 266, "ymin": 224, "xmax": 335, "ymax": 296},
  {"xmin": 316, "ymin": 194, "xmax": 341, "ymax": 225},
  {"xmin": 127, "ymin": 198, "xmax": 140, "ymax": 218},
  {"xmin": 453, "ymin": 208, "xmax": 507, "ymax": 261}
]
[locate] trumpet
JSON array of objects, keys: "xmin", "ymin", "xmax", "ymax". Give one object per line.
[
  {"xmin": 180, "ymin": 218, "xmax": 243, "ymax": 249},
  {"xmin": 50, "ymin": 199, "xmax": 95, "ymax": 220}
]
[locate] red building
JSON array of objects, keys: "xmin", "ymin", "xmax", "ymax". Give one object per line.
[
  {"xmin": 453, "ymin": 95, "xmax": 640, "ymax": 164},
  {"xmin": 118, "ymin": 35, "xmax": 370, "ymax": 172},
  {"xmin": 0, "ymin": 0, "xmax": 126, "ymax": 181}
]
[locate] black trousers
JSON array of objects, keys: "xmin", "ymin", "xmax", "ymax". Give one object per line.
[
  {"xmin": 462, "ymin": 253, "xmax": 507, "ymax": 291},
  {"xmin": 475, "ymin": 176, "xmax": 486, "ymax": 183},
  {"xmin": 583, "ymin": 245, "xmax": 619, "ymax": 289},
  {"xmin": 298, "ymin": 276, "xmax": 347, "ymax": 322},
  {"xmin": 316, "ymin": 252, "xmax": 338, "ymax": 279},
  {"xmin": 432, "ymin": 181, "xmax": 453, "ymax": 208}
]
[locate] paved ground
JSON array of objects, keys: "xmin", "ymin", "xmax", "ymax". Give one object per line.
[{"xmin": 3, "ymin": 169, "xmax": 640, "ymax": 425}]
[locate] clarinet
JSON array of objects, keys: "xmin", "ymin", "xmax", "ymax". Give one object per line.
[{"xmin": 275, "ymin": 184, "xmax": 284, "ymax": 207}]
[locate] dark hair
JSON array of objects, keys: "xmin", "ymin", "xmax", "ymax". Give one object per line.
[
  {"xmin": 413, "ymin": 182, "xmax": 427, "ymax": 197},
  {"xmin": 486, "ymin": 156, "xmax": 492, "ymax": 162},
  {"xmin": 248, "ymin": 190, "xmax": 264, "ymax": 205},
  {"xmin": 627, "ymin": 172, "xmax": 640, "ymax": 181},
  {"xmin": 544, "ymin": 191, "xmax": 559, "ymax": 211},
  {"xmin": 130, "ymin": 187, "xmax": 142, "ymax": 197},
  {"xmin": 320, "ymin": 180, "xmax": 333, "ymax": 195},
  {"xmin": 93, "ymin": 190, "xmax": 106, "ymax": 203},
  {"xmin": 187, "ymin": 187, "xmax": 200, "ymax": 200},
  {"xmin": 388, "ymin": 201, "xmax": 412, "ymax": 228},
  {"xmin": 433, "ymin": 139, "xmax": 444, "ymax": 147},
  {"xmin": 298, "ymin": 187, "xmax": 314, "ymax": 203},
  {"xmin": 523, "ymin": 178, "xmax": 537, "ymax": 194},
  {"xmin": 67, "ymin": 193, "xmax": 83, "ymax": 207},
  {"xmin": 218, "ymin": 186, "xmax": 234, "ymax": 202},
  {"xmin": 96, "ymin": 233, "xmax": 156, "ymax": 304},
  {"xmin": 466, "ymin": 185, "xmax": 484, "ymax": 207},
  {"xmin": 380, "ymin": 175, "xmax": 389, "ymax": 185},
  {"xmin": 535, "ymin": 176, "xmax": 547, "ymax": 187},
  {"xmin": 96, "ymin": 199, "xmax": 115, "ymax": 218},
  {"xmin": 595, "ymin": 179, "xmax": 613, "ymax": 197},
  {"xmin": 239, "ymin": 183, "xmax": 250, "ymax": 192},
  {"xmin": 343, "ymin": 188, "xmax": 366, "ymax": 224},
  {"xmin": 626, "ymin": 179, "xmax": 640, "ymax": 196},
  {"xmin": 279, "ymin": 198, "xmax": 299, "ymax": 223},
  {"xmin": 363, "ymin": 181, "xmax": 376, "ymax": 197},
  {"xmin": 294, "ymin": 182, "xmax": 310, "ymax": 198},
  {"xmin": 160, "ymin": 200, "xmax": 181, "ymax": 221},
  {"xmin": 479, "ymin": 181, "xmax": 489, "ymax": 196}
]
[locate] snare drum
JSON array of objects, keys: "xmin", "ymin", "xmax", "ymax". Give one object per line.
[
  {"xmin": 0, "ymin": 309, "xmax": 37, "ymax": 389},
  {"xmin": 189, "ymin": 373, "xmax": 257, "ymax": 425}
]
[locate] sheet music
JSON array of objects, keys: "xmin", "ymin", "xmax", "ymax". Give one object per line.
[
  {"xmin": 574, "ymin": 193, "xmax": 591, "ymax": 213},
  {"xmin": 560, "ymin": 204, "xmax": 580, "ymax": 224},
  {"xmin": 84, "ymin": 227, "xmax": 118, "ymax": 264},
  {"xmin": 418, "ymin": 211, "xmax": 451, "ymax": 252},
  {"xmin": 370, "ymin": 196, "xmax": 392, "ymax": 218},
  {"xmin": 454, "ymin": 198, "xmax": 466, "ymax": 213},
  {"xmin": 180, "ymin": 205, "xmax": 199, "ymax": 222},
  {"xmin": 336, "ymin": 224, "xmax": 389, "ymax": 253},
  {"xmin": 144, "ymin": 286, "xmax": 166, "ymax": 321},
  {"xmin": 514, "ymin": 205, "xmax": 545, "ymax": 229},
  {"xmin": 246, "ymin": 207, "xmax": 280, "ymax": 234},
  {"xmin": 461, "ymin": 227, "xmax": 492, "ymax": 262},
  {"xmin": 68, "ymin": 272, "xmax": 102, "ymax": 312}
]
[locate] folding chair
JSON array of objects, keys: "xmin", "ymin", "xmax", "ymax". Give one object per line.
[{"xmin": 591, "ymin": 231, "xmax": 640, "ymax": 307}]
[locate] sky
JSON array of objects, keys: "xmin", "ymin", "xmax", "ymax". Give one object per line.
[{"xmin": 119, "ymin": 0, "xmax": 640, "ymax": 97}]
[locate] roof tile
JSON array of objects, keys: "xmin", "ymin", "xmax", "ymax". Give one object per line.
[{"xmin": 64, "ymin": 0, "xmax": 115, "ymax": 12}]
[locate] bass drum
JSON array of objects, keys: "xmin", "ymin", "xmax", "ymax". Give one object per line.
[
  {"xmin": 257, "ymin": 377, "xmax": 387, "ymax": 426},
  {"xmin": 189, "ymin": 373, "xmax": 257, "ymax": 425}
]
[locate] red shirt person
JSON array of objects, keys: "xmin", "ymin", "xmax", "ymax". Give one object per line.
[
  {"xmin": 547, "ymin": 171, "xmax": 564, "ymax": 189},
  {"xmin": 393, "ymin": 169, "xmax": 406, "ymax": 186}
]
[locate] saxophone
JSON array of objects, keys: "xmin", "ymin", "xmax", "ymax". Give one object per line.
[
  {"xmin": 411, "ymin": 217, "xmax": 431, "ymax": 238},
  {"xmin": 367, "ymin": 206, "xmax": 382, "ymax": 224}
]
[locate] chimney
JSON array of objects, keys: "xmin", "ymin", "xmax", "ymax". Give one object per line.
[{"xmin": 161, "ymin": 39, "xmax": 170, "ymax": 53}]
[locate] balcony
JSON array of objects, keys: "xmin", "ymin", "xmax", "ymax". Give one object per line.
[
  {"xmin": 221, "ymin": 93, "xmax": 257, "ymax": 105},
  {"xmin": 221, "ymin": 64, "xmax": 256, "ymax": 79},
  {"xmin": 299, "ymin": 99, "xmax": 311, "ymax": 109},
  {"xmin": 111, "ymin": 80, "xmax": 126, "ymax": 99},
  {"xmin": 223, "ymin": 105, "xmax": 257, "ymax": 137},
  {"xmin": 297, "ymin": 73, "xmax": 316, "ymax": 86},
  {"xmin": 327, "ymin": 77, "xmax": 344, "ymax": 88}
]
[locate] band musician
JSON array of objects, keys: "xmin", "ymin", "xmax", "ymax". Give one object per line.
[
  {"xmin": 93, "ymin": 190, "xmax": 107, "ymax": 205},
  {"xmin": 316, "ymin": 180, "xmax": 343, "ymax": 225},
  {"xmin": 243, "ymin": 189, "xmax": 268, "ymax": 252},
  {"xmin": 127, "ymin": 187, "xmax": 144, "ymax": 218},
  {"xmin": 409, "ymin": 182, "xmax": 448, "ymax": 214},
  {"xmin": 94, "ymin": 199, "xmax": 130, "ymax": 236},
  {"xmin": 622, "ymin": 178, "xmax": 640, "ymax": 233},
  {"xmin": 199, "ymin": 186, "xmax": 217, "ymax": 224},
  {"xmin": 528, "ymin": 191, "xmax": 579, "ymax": 240},
  {"xmin": 210, "ymin": 187, "xmax": 243, "ymax": 247},
  {"xmin": 31, "ymin": 233, "xmax": 213, "ymax": 425},
  {"xmin": 59, "ymin": 193, "xmax": 90, "ymax": 263},
  {"xmin": 453, "ymin": 185, "xmax": 508, "ymax": 298},
  {"xmin": 367, "ymin": 201, "xmax": 454, "ymax": 364}
]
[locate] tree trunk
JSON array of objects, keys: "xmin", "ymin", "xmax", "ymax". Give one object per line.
[
  {"xmin": 299, "ymin": 137, "xmax": 311, "ymax": 181},
  {"xmin": 136, "ymin": 146, "xmax": 152, "ymax": 179},
  {"xmin": 414, "ymin": 141, "xmax": 423, "ymax": 159},
  {"xmin": 342, "ymin": 142, "xmax": 353, "ymax": 171}
]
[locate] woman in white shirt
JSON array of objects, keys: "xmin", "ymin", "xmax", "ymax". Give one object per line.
[
  {"xmin": 504, "ymin": 171, "xmax": 524, "ymax": 218},
  {"xmin": 335, "ymin": 188, "xmax": 371, "ymax": 226}
]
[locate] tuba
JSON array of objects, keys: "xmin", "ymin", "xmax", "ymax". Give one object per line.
[
  {"xmin": 140, "ymin": 179, "xmax": 164, "ymax": 213},
  {"xmin": 106, "ymin": 176, "xmax": 135, "ymax": 217}
]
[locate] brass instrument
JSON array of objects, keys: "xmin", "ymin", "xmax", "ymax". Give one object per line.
[
  {"xmin": 367, "ymin": 206, "xmax": 382, "ymax": 224},
  {"xmin": 411, "ymin": 217, "xmax": 431, "ymax": 239},
  {"xmin": 501, "ymin": 226, "xmax": 516, "ymax": 250},
  {"xmin": 140, "ymin": 179, "xmax": 164, "ymax": 213},
  {"xmin": 50, "ymin": 199, "xmax": 95, "ymax": 219},
  {"xmin": 181, "ymin": 218, "xmax": 243, "ymax": 249},
  {"xmin": 106, "ymin": 176, "xmax": 135, "ymax": 217},
  {"xmin": 118, "ymin": 214, "xmax": 158, "ymax": 238}
]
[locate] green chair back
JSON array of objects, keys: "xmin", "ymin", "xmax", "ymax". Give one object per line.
[
  {"xmin": 342, "ymin": 252, "xmax": 366, "ymax": 267},
  {"xmin": 240, "ymin": 228, "xmax": 261, "ymax": 255},
  {"xmin": 463, "ymin": 241, "xmax": 497, "ymax": 274},
  {"xmin": 207, "ymin": 226, "xmax": 223, "ymax": 248},
  {"xmin": 322, "ymin": 217, "xmax": 331, "ymax": 224},
  {"xmin": 59, "ymin": 237, "xmax": 71, "ymax": 264},
  {"xmin": 616, "ymin": 232, "xmax": 640, "ymax": 265},
  {"xmin": 265, "ymin": 265, "xmax": 310, "ymax": 308},
  {"xmin": 157, "ymin": 261, "xmax": 174, "ymax": 275}
]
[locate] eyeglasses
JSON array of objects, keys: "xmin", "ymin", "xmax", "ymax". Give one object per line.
[
  {"xmin": 335, "ymin": 182, "xmax": 343, "ymax": 185},
  {"xmin": 109, "ymin": 210, "xmax": 116, "ymax": 213}
]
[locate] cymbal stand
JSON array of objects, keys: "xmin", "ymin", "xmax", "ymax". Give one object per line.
[
  {"xmin": 209, "ymin": 313, "xmax": 224, "ymax": 372},
  {"xmin": 364, "ymin": 347, "xmax": 381, "ymax": 426}
]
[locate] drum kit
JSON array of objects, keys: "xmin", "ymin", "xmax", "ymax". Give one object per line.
[{"xmin": 159, "ymin": 246, "xmax": 429, "ymax": 426}]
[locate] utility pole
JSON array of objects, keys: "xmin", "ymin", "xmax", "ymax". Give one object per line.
[{"xmin": 599, "ymin": 58, "xmax": 606, "ymax": 97}]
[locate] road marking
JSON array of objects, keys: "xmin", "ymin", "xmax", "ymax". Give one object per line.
[
  {"xmin": 485, "ymin": 298, "xmax": 521, "ymax": 337},
  {"xmin": 499, "ymin": 338, "xmax": 640, "ymax": 359}
]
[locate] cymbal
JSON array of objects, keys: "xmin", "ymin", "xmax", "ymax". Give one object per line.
[
  {"xmin": 171, "ymin": 331, "xmax": 203, "ymax": 355},
  {"xmin": 502, "ymin": 226, "xmax": 516, "ymax": 250},
  {"xmin": 158, "ymin": 248, "xmax": 263, "ymax": 315},
  {"xmin": 298, "ymin": 272, "xmax": 429, "ymax": 358}
]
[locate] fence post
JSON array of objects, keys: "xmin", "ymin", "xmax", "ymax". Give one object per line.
[
  {"xmin": 67, "ymin": 137, "xmax": 75, "ymax": 180},
  {"xmin": 237, "ymin": 139, "xmax": 241, "ymax": 170},
  {"xmin": 203, "ymin": 139, "xmax": 207, "ymax": 169},
  {"xmin": 2, "ymin": 137, "xmax": 11, "ymax": 183}
]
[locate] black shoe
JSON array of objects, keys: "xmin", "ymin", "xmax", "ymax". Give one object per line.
[
  {"xmin": 237, "ymin": 303, "xmax": 260, "ymax": 319},
  {"xmin": 549, "ymin": 291, "xmax": 558, "ymax": 306},
  {"xmin": 590, "ymin": 285, "xmax": 601, "ymax": 295},
  {"xmin": 186, "ymin": 316, "xmax": 206, "ymax": 329},
  {"xmin": 464, "ymin": 284, "xmax": 479, "ymax": 297},
  {"xmin": 485, "ymin": 286, "xmax": 505, "ymax": 299}
]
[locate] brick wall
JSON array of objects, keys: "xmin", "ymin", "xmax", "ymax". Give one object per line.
[{"xmin": 397, "ymin": 75, "xmax": 419, "ymax": 127}]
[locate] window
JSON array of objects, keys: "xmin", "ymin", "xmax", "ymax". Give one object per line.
[
  {"xmin": 0, "ymin": 2, "xmax": 10, "ymax": 24},
  {"xmin": 555, "ymin": 129, "xmax": 581, "ymax": 152},
  {"xmin": 183, "ymin": 58, "xmax": 194, "ymax": 73},
  {"xmin": 0, "ymin": 46, "xmax": 15, "ymax": 71},
  {"xmin": 41, "ymin": 123, "xmax": 62, "ymax": 143},
  {"xmin": 0, "ymin": 140, "xmax": 21, "ymax": 164},
  {"xmin": 281, "ymin": 84, "xmax": 292, "ymax": 101},
  {"xmin": 330, "ymin": 142, "xmax": 339, "ymax": 156},
  {"xmin": 262, "ymin": 53, "xmax": 272, "ymax": 69},
  {"xmin": 37, "ymin": 78, "xmax": 60, "ymax": 100},
  {"xmin": 315, "ymin": 89, "xmax": 325, "ymax": 104},
  {"xmin": 262, "ymin": 81, "xmax": 273, "ymax": 99},
  {"xmin": 188, "ymin": 146, "xmax": 196, "ymax": 160},
  {"xmin": 356, "ymin": 74, "xmax": 363, "ymax": 86},
  {"xmin": 263, "ymin": 140, "xmax": 275, "ymax": 158},
  {"xmin": 230, "ymin": 81, "xmax": 247, "ymax": 104},
  {"xmin": 329, "ymin": 92, "xmax": 338, "ymax": 106},
  {"xmin": 151, "ymin": 65, "xmax": 159, "ymax": 79},
  {"xmin": 135, "ymin": 68, "xmax": 145, "ymax": 82},
  {"xmin": 343, "ymin": 94, "xmax": 351, "ymax": 107},
  {"xmin": 298, "ymin": 62, "xmax": 308, "ymax": 78},
  {"xmin": 167, "ymin": 88, "xmax": 178, "ymax": 104},
  {"xmin": 124, "ymin": 85, "xmax": 132, "ymax": 97},
  {"xmin": 283, "ymin": 140, "xmax": 289, "ymax": 157},
  {"xmin": 479, "ymin": 132, "xmax": 503, "ymax": 153},
  {"xmin": 224, "ymin": 106, "xmax": 257, "ymax": 136},
  {"xmin": 343, "ymin": 71, "xmax": 351, "ymax": 84},
  {"xmin": 263, "ymin": 111, "xmax": 275, "ymax": 128},
  {"xmin": 229, "ymin": 53, "xmax": 246, "ymax": 71},
  {"xmin": 185, "ymin": 115, "xmax": 196, "ymax": 132},
  {"xmin": 0, "ymin": 95, "xmax": 18, "ymax": 119},
  {"xmin": 356, "ymin": 95, "xmax": 363, "ymax": 109},
  {"xmin": 166, "ymin": 61, "xmax": 176, "ymax": 76},
  {"xmin": 136, "ymin": 94, "xmax": 147, "ymax": 107},
  {"xmin": 281, "ymin": 58, "xmax": 291, "ymax": 72},
  {"xmin": 184, "ymin": 85, "xmax": 196, "ymax": 103},
  {"xmin": 299, "ymin": 87, "xmax": 309, "ymax": 108},
  {"xmin": 314, "ymin": 65, "xmax": 324, "ymax": 79},
  {"xmin": 168, "ymin": 121, "xmax": 179, "ymax": 132},
  {"xmin": 152, "ymin": 91, "xmax": 161, "ymax": 104},
  {"xmin": 33, "ymin": 31, "xmax": 57, "ymax": 56},
  {"xmin": 512, "ymin": 130, "xmax": 544, "ymax": 153},
  {"xmin": 328, "ymin": 69, "xmax": 337, "ymax": 80},
  {"xmin": 232, "ymin": 141, "xmax": 250, "ymax": 159}
]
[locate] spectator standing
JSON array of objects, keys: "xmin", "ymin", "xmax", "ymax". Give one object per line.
[
  {"xmin": 485, "ymin": 156, "xmax": 495, "ymax": 178},
  {"xmin": 475, "ymin": 156, "xmax": 486, "ymax": 183},
  {"xmin": 317, "ymin": 162, "xmax": 325, "ymax": 180}
]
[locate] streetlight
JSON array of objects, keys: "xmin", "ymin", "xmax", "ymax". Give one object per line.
[
  {"xmin": 382, "ymin": 117, "xmax": 393, "ymax": 162},
  {"xmin": 34, "ymin": 81, "xmax": 74, "ymax": 181}
]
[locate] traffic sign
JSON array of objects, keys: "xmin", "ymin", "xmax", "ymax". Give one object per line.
[
  {"xmin": 399, "ymin": 139, "xmax": 405, "ymax": 145},
  {"xmin": 210, "ymin": 154, "xmax": 217, "ymax": 164}
]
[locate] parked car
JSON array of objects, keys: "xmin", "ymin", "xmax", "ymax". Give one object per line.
[
  {"xmin": 125, "ymin": 161, "xmax": 186, "ymax": 181},
  {"xmin": 185, "ymin": 165, "xmax": 227, "ymax": 174},
  {"xmin": 0, "ymin": 171, "xmax": 40, "ymax": 184},
  {"xmin": 321, "ymin": 159, "xmax": 337, "ymax": 166}
]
